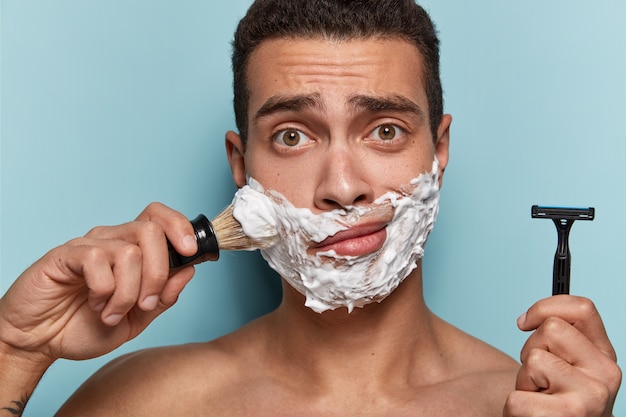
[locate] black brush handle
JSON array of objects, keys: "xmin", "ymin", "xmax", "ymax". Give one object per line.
[{"xmin": 168, "ymin": 214, "xmax": 219, "ymax": 270}]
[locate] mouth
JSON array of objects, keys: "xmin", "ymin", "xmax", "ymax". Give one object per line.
[{"xmin": 309, "ymin": 221, "xmax": 389, "ymax": 257}]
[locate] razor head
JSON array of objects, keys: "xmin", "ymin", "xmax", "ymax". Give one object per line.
[{"xmin": 531, "ymin": 205, "xmax": 595, "ymax": 221}]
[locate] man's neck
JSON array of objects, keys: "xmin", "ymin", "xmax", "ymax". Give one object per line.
[{"xmin": 264, "ymin": 268, "xmax": 453, "ymax": 391}]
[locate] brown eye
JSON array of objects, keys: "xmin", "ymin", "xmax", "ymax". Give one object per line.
[
  {"xmin": 378, "ymin": 124, "xmax": 396, "ymax": 140},
  {"xmin": 282, "ymin": 130, "xmax": 301, "ymax": 146},
  {"xmin": 273, "ymin": 128, "xmax": 311, "ymax": 148}
]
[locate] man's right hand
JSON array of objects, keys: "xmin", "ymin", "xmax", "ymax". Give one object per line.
[{"xmin": 0, "ymin": 202, "xmax": 198, "ymax": 364}]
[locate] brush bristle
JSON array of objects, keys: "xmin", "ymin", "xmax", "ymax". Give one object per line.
[{"xmin": 211, "ymin": 204, "xmax": 278, "ymax": 251}]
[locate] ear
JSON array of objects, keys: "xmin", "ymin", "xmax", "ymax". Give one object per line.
[
  {"xmin": 225, "ymin": 130, "xmax": 247, "ymax": 188},
  {"xmin": 434, "ymin": 114, "xmax": 452, "ymax": 189}
]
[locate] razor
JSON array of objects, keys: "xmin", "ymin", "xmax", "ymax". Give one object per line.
[{"xmin": 531, "ymin": 205, "xmax": 595, "ymax": 295}]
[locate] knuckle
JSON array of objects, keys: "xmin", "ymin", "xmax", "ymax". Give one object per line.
[
  {"xmin": 523, "ymin": 347, "xmax": 546, "ymax": 367},
  {"xmin": 143, "ymin": 202, "xmax": 166, "ymax": 217},
  {"xmin": 93, "ymin": 277, "xmax": 116, "ymax": 296},
  {"xmin": 574, "ymin": 297, "xmax": 597, "ymax": 317},
  {"xmin": 538, "ymin": 315, "xmax": 565, "ymax": 335},
  {"xmin": 85, "ymin": 225, "xmax": 108, "ymax": 237},
  {"xmin": 65, "ymin": 236, "xmax": 85, "ymax": 246},
  {"xmin": 81, "ymin": 245, "xmax": 109, "ymax": 264},
  {"xmin": 147, "ymin": 201, "xmax": 165, "ymax": 210},
  {"xmin": 607, "ymin": 363, "xmax": 622, "ymax": 391},
  {"xmin": 581, "ymin": 381, "xmax": 611, "ymax": 415},
  {"xmin": 564, "ymin": 397, "xmax": 587, "ymax": 416},
  {"xmin": 137, "ymin": 220, "xmax": 164, "ymax": 240},
  {"xmin": 503, "ymin": 391, "xmax": 523, "ymax": 415},
  {"xmin": 119, "ymin": 243, "xmax": 143, "ymax": 264}
]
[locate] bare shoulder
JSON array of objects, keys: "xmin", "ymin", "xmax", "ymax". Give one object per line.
[
  {"xmin": 428, "ymin": 316, "xmax": 520, "ymax": 416},
  {"xmin": 55, "ymin": 320, "xmax": 267, "ymax": 417},
  {"xmin": 54, "ymin": 313, "xmax": 521, "ymax": 417}
]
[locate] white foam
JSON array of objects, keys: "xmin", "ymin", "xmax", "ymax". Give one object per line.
[{"xmin": 232, "ymin": 159, "xmax": 440, "ymax": 313}]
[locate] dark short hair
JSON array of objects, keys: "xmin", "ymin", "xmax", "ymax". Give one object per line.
[{"xmin": 231, "ymin": 0, "xmax": 443, "ymax": 146}]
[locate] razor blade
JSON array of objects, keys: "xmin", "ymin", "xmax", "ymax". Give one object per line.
[
  {"xmin": 531, "ymin": 205, "xmax": 595, "ymax": 295},
  {"xmin": 531, "ymin": 205, "xmax": 595, "ymax": 221}
]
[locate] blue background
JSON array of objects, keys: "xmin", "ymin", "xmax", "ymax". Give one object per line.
[{"xmin": 1, "ymin": 1, "xmax": 624, "ymax": 415}]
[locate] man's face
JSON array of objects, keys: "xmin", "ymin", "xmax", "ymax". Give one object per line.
[
  {"xmin": 227, "ymin": 36, "xmax": 449, "ymax": 214},
  {"xmin": 226, "ymin": 37, "xmax": 451, "ymax": 307}
]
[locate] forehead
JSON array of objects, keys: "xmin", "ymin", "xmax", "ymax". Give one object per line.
[{"xmin": 245, "ymin": 37, "xmax": 428, "ymax": 114}]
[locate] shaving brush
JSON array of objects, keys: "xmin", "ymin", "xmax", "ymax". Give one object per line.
[{"xmin": 168, "ymin": 204, "xmax": 277, "ymax": 269}]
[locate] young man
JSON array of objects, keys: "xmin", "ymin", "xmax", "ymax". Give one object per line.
[{"xmin": 0, "ymin": 1, "xmax": 620, "ymax": 416}]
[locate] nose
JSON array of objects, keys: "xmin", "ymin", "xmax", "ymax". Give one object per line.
[{"xmin": 313, "ymin": 147, "xmax": 375, "ymax": 210}]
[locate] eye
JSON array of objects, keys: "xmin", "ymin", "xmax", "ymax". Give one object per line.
[
  {"xmin": 368, "ymin": 124, "xmax": 404, "ymax": 141},
  {"xmin": 273, "ymin": 128, "xmax": 311, "ymax": 148}
]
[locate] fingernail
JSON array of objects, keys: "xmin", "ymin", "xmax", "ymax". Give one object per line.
[
  {"xmin": 142, "ymin": 295, "xmax": 159, "ymax": 311},
  {"xmin": 182, "ymin": 234, "xmax": 196, "ymax": 251},
  {"xmin": 94, "ymin": 302, "xmax": 106, "ymax": 312},
  {"xmin": 517, "ymin": 312, "xmax": 527, "ymax": 327},
  {"xmin": 103, "ymin": 313, "xmax": 123, "ymax": 326}
]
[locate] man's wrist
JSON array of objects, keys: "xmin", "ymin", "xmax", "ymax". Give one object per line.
[
  {"xmin": 0, "ymin": 340, "xmax": 54, "ymax": 416},
  {"xmin": 0, "ymin": 337, "xmax": 54, "ymax": 375}
]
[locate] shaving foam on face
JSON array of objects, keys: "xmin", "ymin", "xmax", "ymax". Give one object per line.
[{"xmin": 232, "ymin": 159, "xmax": 440, "ymax": 313}]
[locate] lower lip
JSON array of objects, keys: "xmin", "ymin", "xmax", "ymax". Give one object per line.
[{"xmin": 316, "ymin": 228, "xmax": 387, "ymax": 257}]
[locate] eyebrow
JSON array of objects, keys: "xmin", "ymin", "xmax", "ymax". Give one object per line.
[
  {"xmin": 253, "ymin": 92, "xmax": 426, "ymax": 122},
  {"xmin": 254, "ymin": 93, "xmax": 325, "ymax": 121},
  {"xmin": 347, "ymin": 94, "xmax": 426, "ymax": 120}
]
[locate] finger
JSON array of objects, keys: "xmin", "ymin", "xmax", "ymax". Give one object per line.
[
  {"xmin": 156, "ymin": 266, "xmax": 196, "ymax": 309},
  {"xmin": 505, "ymin": 389, "xmax": 584, "ymax": 417},
  {"xmin": 517, "ymin": 348, "xmax": 578, "ymax": 393},
  {"xmin": 520, "ymin": 316, "xmax": 616, "ymax": 375},
  {"xmin": 61, "ymin": 238, "xmax": 143, "ymax": 325},
  {"xmin": 136, "ymin": 202, "xmax": 197, "ymax": 257},
  {"xmin": 119, "ymin": 267, "xmax": 196, "ymax": 337},
  {"xmin": 518, "ymin": 295, "xmax": 616, "ymax": 360},
  {"xmin": 134, "ymin": 204, "xmax": 198, "ymax": 309},
  {"xmin": 511, "ymin": 348, "xmax": 612, "ymax": 416},
  {"xmin": 94, "ymin": 242, "xmax": 143, "ymax": 326},
  {"xmin": 86, "ymin": 219, "xmax": 180, "ymax": 311},
  {"xmin": 113, "ymin": 220, "xmax": 171, "ymax": 311},
  {"xmin": 55, "ymin": 238, "xmax": 135, "ymax": 314},
  {"xmin": 520, "ymin": 325, "xmax": 622, "ymax": 405},
  {"xmin": 62, "ymin": 243, "xmax": 117, "ymax": 312}
]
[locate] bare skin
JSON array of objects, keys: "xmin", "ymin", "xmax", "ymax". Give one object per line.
[
  {"xmin": 57, "ymin": 37, "xmax": 520, "ymax": 416},
  {"xmin": 57, "ymin": 272, "xmax": 518, "ymax": 417},
  {"xmin": 0, "ymin": 37, "xmax": 619, "ymax": 417}
]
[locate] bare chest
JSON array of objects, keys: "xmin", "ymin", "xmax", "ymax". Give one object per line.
[{"xmin": 189, "ymin": 380, "xmax": 506, "ymax": 417}]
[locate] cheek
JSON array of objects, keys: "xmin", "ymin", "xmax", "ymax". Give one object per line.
[
  {"xmin": 368, "ymin": 154, "xmax": 432, "ymax": 186},
  {"xmin": 244, "ymin": 155, "xmax": 316, "ymax": 205}
]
